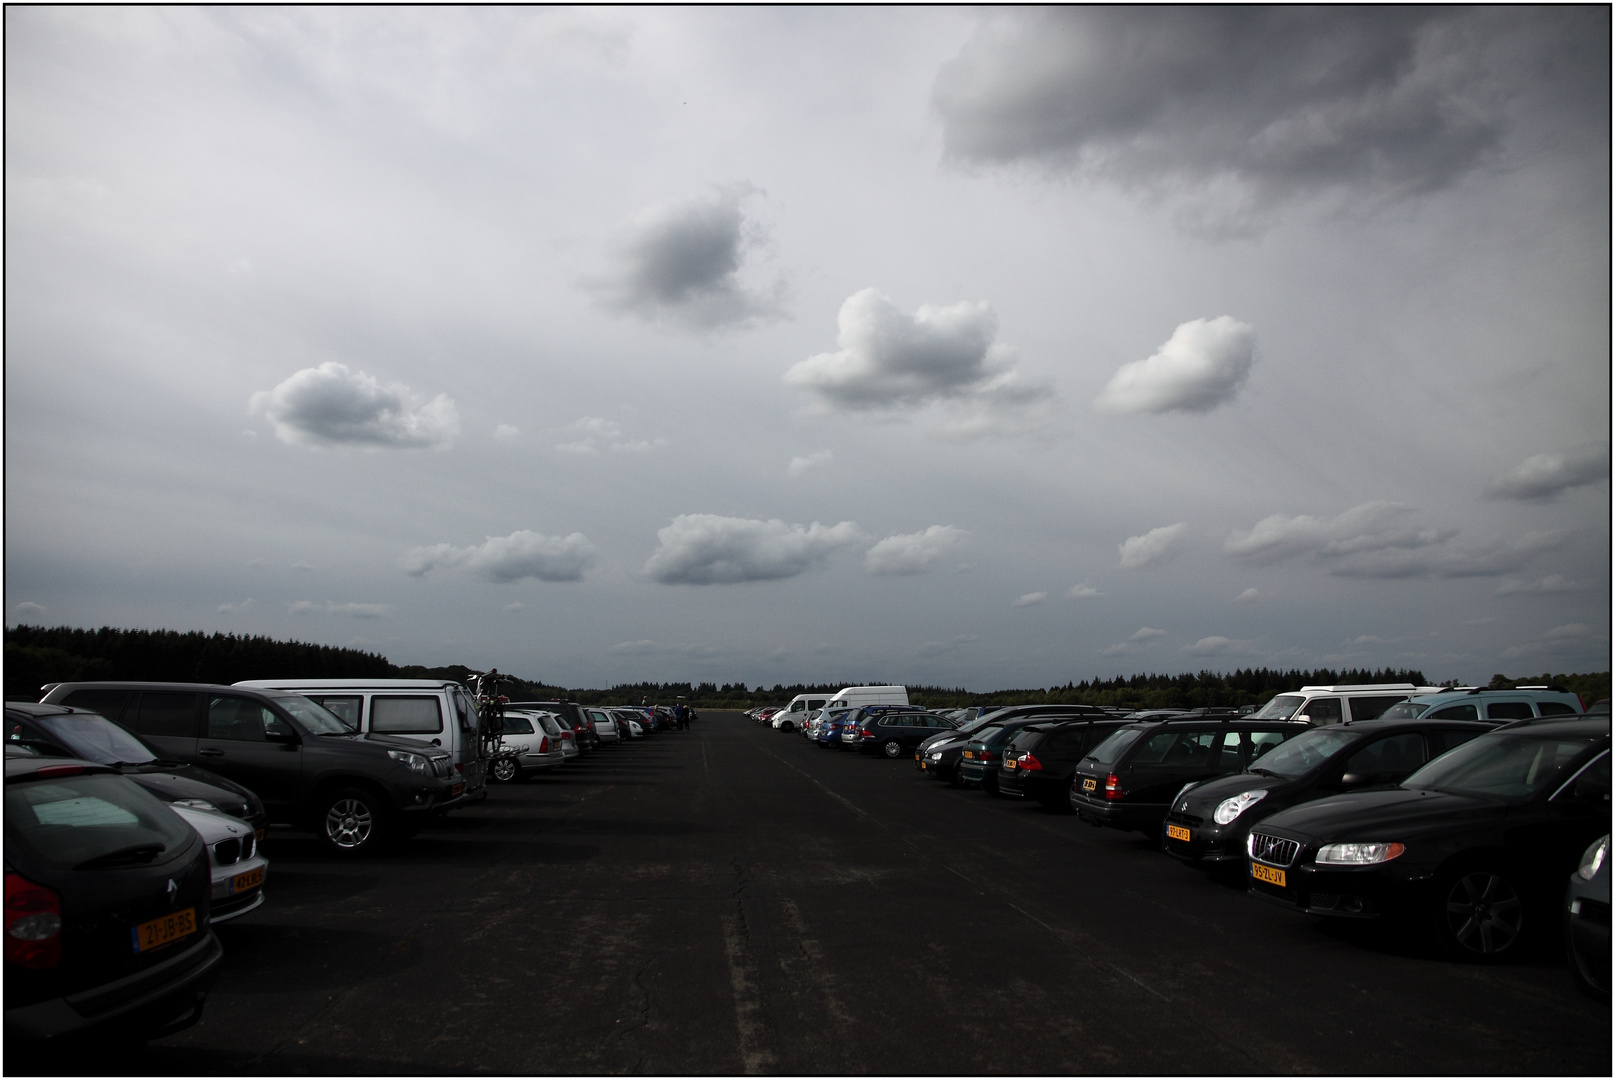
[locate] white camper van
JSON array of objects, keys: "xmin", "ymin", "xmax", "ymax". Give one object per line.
[{"xmin": 772, "ymin": 686, "xmax": 909, "ymax": 731}]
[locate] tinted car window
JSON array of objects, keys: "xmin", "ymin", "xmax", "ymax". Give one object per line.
[
  {"xmin": 1430, "ymin": 703, "xmax": 1479, "ymax": 720},
  {"xmin": 308, "ymin": 695, "xmax": 362, "ymax": 728},
  {"xmin": 1246, "ymin": 727, "xmax": 1360, "ymax": 778},
  {"xmin": 1342, "ymin": 733, "xmax": 1423, "ymax": 780},
  {"xmin": 269, "ymin": 695, "xmax": 351, "ymax": 735},
  {"xmin": 1485, "ymin": 701, "xmax": 1534, "ymax": 721},
  {"xmin": 1348, "ymin": 696, "xmax": 1406, "ymax": 722},
  {"xmin": 1539, "ymin": 701, "xmax": 1578, "ymax": 716},
  {"xmin": 502, "ymin": 715, "xmax": 535, "ymax": 734},
  {"xmin": 207, "ymin": 696, "xmax": 276, "ymax": 742},
  {"xmin": 1085, "ymin": 728, "xmax": 1142, "ymax": 765},
  {"xmin": 1248, "ymin": 730, "xmax": 1287, "ymax": 759},
  {"xmin": 16, "ymin": 712, "xmax": 156, "ymax": 765},
  {"xmin": 1427, "ymin": 728, "xmax": 1484, "ymax": 757},
  {"xmin": 133, "ymin": 693, "xmax": 199, "ymax": 738},
  {"xmin": 1303, "ymin": 698, "xmax": 1342, "ymax": 723},
  {"xmin": 1379, "ymin": 701, "xmax": 1429, "ymax": 720},
  {"xmin": 5, "ymin": 773, "xmax": 195, "ymax": 870},
  {"xmin": 1405, "ymin": 733, "xmax": 1599, "ymax": 798},
  {"xmin": 371, "ymin": 696, "xmax": 443, "ymax": 734},
  {"xmin": 58, "ymin": 689, "xmax": 130, "ymax": 722}
]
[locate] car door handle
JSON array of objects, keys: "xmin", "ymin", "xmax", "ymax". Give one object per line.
[{"xmin": 199, "ymin": 747, "xmax": 225, "ymax": 756}]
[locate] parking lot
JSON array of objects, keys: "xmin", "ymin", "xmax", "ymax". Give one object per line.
[{"xmin": 17, "ymin": 710, "xmax": 1606, "ymax": 1076}]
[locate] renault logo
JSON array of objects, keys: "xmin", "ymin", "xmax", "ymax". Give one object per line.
[{"xmin": 167, "ymin": 878, "xmax": 178, "ymax": 903}]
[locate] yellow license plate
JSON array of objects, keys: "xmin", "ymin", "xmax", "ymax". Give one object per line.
[
  {"xmin": 231, "ymin": 866, "xmax": 265, "ymax": 894},
  {"xmin": 1005, "ymin": 759, "xmax": 1017, "ymax": 770},
  {"xmin": 1166, "ymin": 824, "xmax": 1191, "ymax": 842},
  {"xmin": 451, "ymin": 782, "xmax": 465, "ymax": 797},
  {"xmin": 1251, "ymin": 863, "xmax": 1287, "ymax": 887},
  {"xmin": 1082, "ymin": 778, "xmax": 1097, "ymax": 791},
  {"xmin": 132, "ymin": 907, "xmax": 196, "ymax": 953}
]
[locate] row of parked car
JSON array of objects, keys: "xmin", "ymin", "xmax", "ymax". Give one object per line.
[
  {"xmin": 758, "ymin": 683, "xmax": 1610, "ymax": 997},
  {"xmin": 4, "ymin": 677, "xmax": 686, "ymax": 1047}
]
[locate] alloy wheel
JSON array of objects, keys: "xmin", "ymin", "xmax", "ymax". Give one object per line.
[
  {"xmin": 1444, "ymin": 871, "xmax": 1524, "ymax": 956},
  {"xmin": 325, "ymin": 797, "xmax": 375, "ymax": 850}
]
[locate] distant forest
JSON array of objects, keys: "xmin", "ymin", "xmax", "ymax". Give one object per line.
[{"xmin": 4, "ymin": 624, "xmax": 1608, "ymax": 709}]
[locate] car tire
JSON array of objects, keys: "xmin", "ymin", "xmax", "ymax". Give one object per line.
[
  {"xmin": 882, "ymin": 739, "xmax": 903, "ymax": 759},
  {"xmin": 1437, "ymin": 867, "xmax": 1527, "ymax": 960},
  {"xmin": 319, "ymin": 786, "xmax": 389, "ymax": 856},
  {"xmin": 780, "ymin": 721, "xmax": 794, "ymax": 732},
  {"xmin": 490, "ymin": 757, "xmax": 520, "ymax": 783},
  {"xmin": 1565, "ymin": 910, "xmax": 1610, "ymax": 999}
]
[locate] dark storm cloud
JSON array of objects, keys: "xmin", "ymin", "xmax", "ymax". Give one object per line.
[
  {"xmin": 1483, "ymin": 443, "xmax": 1610, "ymax": 501},
  {"xmin": 593, "ymin": 184, "xmax": 785, "ymax": 330},
  {"xmin": 248, "ymin": 363, "xmax": 460, "ymax": 450},
  {"xmin": 932, "ymin": 8, "xmax": 1606, "ymax": 203}
]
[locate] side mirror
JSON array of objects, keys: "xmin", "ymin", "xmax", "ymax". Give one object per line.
[
  {"xmin": 1295, "ymin": 714, "xmax": 1314, "ymax": 725},
  {"xmin": 1339, "ymin": 772, "xmax": 1370, "ymax": 788},
  {"xmin": 264, "ymin": 721, "xmax": 299, "ymax": 744}
]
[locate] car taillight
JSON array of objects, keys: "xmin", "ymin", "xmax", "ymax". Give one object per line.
[
  {"xmin": 980, "ymin": 750, "xmax": 995, "ymax": 762},
  {"xmin": 34, "ymin": 764, "xmax": 86, "ymax": 779},
  {"xmin": 861, "ymin": 728, "xmax": 874, "ymax": 738},
  {"xmin": 1019, "ymin": 754, "xmax": 1043, "ymax": 771},
  {"xmin": 455, "ymin": 763, "xmax": 465, "ymax": 774},
  {"xmin": 1104, "ymin": 773, "xmax": 1123, "ymax": 800},
  {"xmin": 539, "ymin": 736, "xmax": 549, "ymax": 752},
  {"xmin": 6, "ymin": 873, "xmax": 62, "ymax": 970}
]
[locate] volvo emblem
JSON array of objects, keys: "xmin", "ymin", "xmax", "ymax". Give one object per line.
[{"xmin": 167, "ymin": 878, "xmax": 178, "ymax": 902}]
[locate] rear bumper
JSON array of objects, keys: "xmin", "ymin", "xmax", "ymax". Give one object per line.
[
  {"xmin": 1070, "ymin": 794, "xmax": 1165, "ymax": 831},
  {"xmin": 6, "ymin": 931, "xmax": 224, "ymax": 1041}
]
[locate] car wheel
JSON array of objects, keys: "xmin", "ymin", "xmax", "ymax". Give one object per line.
[
  {"xmin": 491, "ymin": 757, "xmax": 519, "ymax": 783},
  {"xmin": 1439, "ymin": 868, "xmax": 1526, "ymax": 959},
  {"xmin": 320, "ymin": 787, "xmax": 387, "ymax": 855},
  {"xmin": 780, "ymin": 721, "xmax": 794, "ymax": 732},
  {"xmin": 882, "ymin": 739, "xmax": 903, "ymax": 759},
  {"xmin": 1566, "ymin": 911, "xmax": 1610, "ymax": 999}
]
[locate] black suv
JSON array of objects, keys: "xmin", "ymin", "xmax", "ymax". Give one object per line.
[
  {"xmin": 995, "ymin": 719, "xmax": 1130, "ymax": 809},
  {"xmin": 40, "ymin": 682, "xmax": 463, "ymax": 855},
  {"xmin": 1071, "ymin": 717, "xmax": 1309, "ymax": 833}
]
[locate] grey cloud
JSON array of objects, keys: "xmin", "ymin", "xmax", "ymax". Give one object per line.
[
  {"xmin": 933, "ymin": 8, "xmax": 1603, "ymax": 212},
  {"xmin": 216, "ymin": 599, "xmax": 254, "ymax": 613},
  {"xmin": 1101, "ymin": 627, "xmax": 1165, "ymax": 657},
  {"xmin": 15, "ymin": 602, "xmax": 47, "ymax": 619},
  {"xmin": 1094, "ymin": 317, "xmax": 1256, "ymax": 415},
  {"xmin": 1065, "ymin": 582, "xmax": 1101, "ymax": 599},
  {"xmin": 248, "ymin": 362, "xmax": 460, "ymax": 450},
  {"xmin": 1129, "ymin": 627, "xmax": 1167, "ymax": 642},
  {"xmin": 1182, "ymin": 635, "xmax": 1257, "ymax": 657},
  {"xmin": 788, "ymin": 450, "xmax": 832, "ymax": 477},
  {"xmin": 402, "ymin": 529, "xmax": 597, "ymax": 583},
  {"xmin": 918, "ymin": 635, "xmax": 979, "ymax": 657},
  {"xmin": 593, "ymin": 184, "xmax": 785, "ymax": 330},
  {"xmin": 1483, "ymin": 443, "xmax": 1609, "ymax": 501},
  {"xmin": 1227, "ymin": 502, "xmax": 1564, "ymax": 579},
  {"xmin": 784, "ymin": 288, "xmax": 1050, "ymax": 412},
  {"xmin": 1118, "ymin": 523, "xmax": 1187, "ymax": 570},
  {"xmin": 608, "ymin": 640, "xmax": 660, "ymax": 655},
  {"xmin": 643, "ymin": 514, "xmax": 862, "ymax": 585},
  {"xmin": 555, "ymin": 416, "xmax": 667, "ymax": 456},
  {"xmin": 287, "ymin": 601, "xmax": 390, "ymax": 618},
  {"xmin": 1013, "ymin": 591, "xmax": 1047, "ymax": 607},
  {"xmin": 1495, "ymin": 575, "xmax": 1584, "ymax": 596},
  {"xmin": 864, "ymin": 525, "xmax": 966, "ymax": 576}
]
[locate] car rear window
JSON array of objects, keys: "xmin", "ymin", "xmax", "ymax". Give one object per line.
[
  {"xmin": 1379, "ymin": 702, "xmax": 1430, "ymax": 720},
  {"xmin": 5, "ymin": 773, "xmax": 195, "ymax": 870},
  {"xmin": 502, "ymin": 716, "xmax": 535, "ymax": 734},
  {"xmin": 1084, "ymin": 727, "xmax": 1143, "ymax": 766},
  {"xmin": 1404, "ymin": 732, "xmax": 1599, "ymax": 798}
]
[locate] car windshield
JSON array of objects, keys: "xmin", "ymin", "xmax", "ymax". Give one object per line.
[
  {"xmin": 1251, "ymin": 695, "xmax": 1305, "ymax": 720},
  {"xmin": 968, "ymin": 725, "xmax": 1004, "ymax": 747},
  {"xmin": 1402, "ymin": 731, "xmax": 1600, "ymax": 798},
  {"xmin": 269, "ymin": 694, "xmax": 354, "ymax": 735},
  {"xmin": 1245, "ymin": 727, "xmax": 1361, "ymax": 778},
  {"xmin": 1084, "ymin": 727, "xmax": 1143, "ymax": 766},
  {"xmin": 1378, "ymin": 702, "xmax": 1430, "ymax": 720},
  {"xmin": 25, "ymin": 712, "xmax": 157, "ymax": 765}
]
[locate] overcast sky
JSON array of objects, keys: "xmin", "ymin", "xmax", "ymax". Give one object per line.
[{"xmin": 6, "ymin": 7, "xmax": 1610, "ymax": 691}]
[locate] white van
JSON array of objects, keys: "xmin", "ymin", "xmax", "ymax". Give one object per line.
[
  {"xmin": 1249, "ymin": 683, "xmax": 1447, "ymax": 726},
  {"xmin": 235, "ymin": 678, "xmax": 487, "ymax": 799},
  {"xmin": 772, "ymin": 686, "xmax": 909, "ymax": 731}
]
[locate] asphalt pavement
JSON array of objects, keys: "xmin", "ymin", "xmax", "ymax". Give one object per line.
[{"xmin": 16, "ymin": 711, "xmax": 1608, "ymax": 1075}]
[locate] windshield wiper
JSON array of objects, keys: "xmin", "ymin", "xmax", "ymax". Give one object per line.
[
  {"xmin": 74, "ymin": 843, "xmax": 166, "ymax": 870},
  {"xmin": 1247, "ymin": 767, "xmax": 1283, "ymax": 778}
]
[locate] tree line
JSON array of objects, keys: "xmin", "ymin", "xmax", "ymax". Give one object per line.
[{"xmin": 4, "ymin": 624, "xmax": 1606, "ymax": 709}]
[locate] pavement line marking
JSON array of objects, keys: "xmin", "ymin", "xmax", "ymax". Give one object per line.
[{"xmin": 721, "ymin": 909, "xmax": 776, "ymax": 1075}]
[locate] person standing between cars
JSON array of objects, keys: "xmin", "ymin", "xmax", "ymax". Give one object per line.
[{"xmin": 673, "ymin": 703, "xmax": 687, "ymax": 730}]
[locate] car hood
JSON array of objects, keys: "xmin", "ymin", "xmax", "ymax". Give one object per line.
[
  {"xmin": 1181, "ymin": 771, "xmax": 1307, "ymax": 811},
  {"xmin": 1258, "ymin": 786, "xmax": 1508, "ymax": 841},
  {"xmin": 123, "ymin": 765, "xmax": 263, "ymax": 818}
]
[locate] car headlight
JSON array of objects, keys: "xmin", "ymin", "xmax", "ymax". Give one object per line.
[
  {"xmin": 1213, "ymin": 790, "xmax": 1268, "ymax": 825},
  {"xmin": 1315, "ymin": 842, "xmax": 1406, "ymax": 866},
  {"xmin": 1577, "ymin": 835, "xmax": 1608, "ymax": 881},
  {"xmin": 387, "ymin": 749, "xmax": 429, "ymax": 774},
  {"xmin": 170, "ymin": 798, "xmax": 220, "ymax": 813}
]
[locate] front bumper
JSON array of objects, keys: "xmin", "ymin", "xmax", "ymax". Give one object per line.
[
  {"xmin": 1161, "ymin": 814, "xmax": 1242, "ymax": 863},
  {"xmin": 1245, "ymin": 856, "xmax": 1425, "ymax": 919}
]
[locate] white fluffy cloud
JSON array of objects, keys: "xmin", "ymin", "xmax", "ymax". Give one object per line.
[
  {"xmin": 788, "ymin": 450, "xmax": 832, "ymax": 477},
  {"xmin": 248, "ymin": 362, "xmax": 459, "ymax": 449},
  {"xmin": 1013, "ymin": 591, "xmax": 1047, "ymax": 607},
  {"xmin": 1483, "ymin": 444, "xmax": 1609, "ymax": 501},
  {"xmin": 643, "ymin": 514, "xmax": 862, "ymax": 585},
  {"xmin": 15, "ymin": 601, "xmax": 47, "ymax": 619},
  {"xmin": 402, "ymin": 530, "xmax": 597, "ymax": 583},
  {"xmin": 1094, "ymin": 317, "xmax": 1256, "ymax": 415},
  {"xmin": 1118, "ymin": 523, "xmax": 1188, "ymax": 569},
  {"xmin": 287, "ymin": 600, "xmax": 390, "ymax": 618},
  {"xmin": 784, "ymin": 288, "xmax": 1048, "ymax": 412},
  {"xmin": 1226, "ymin": 502, "xmax": 1564, "ymax": 578},
  {"xmin": 864, "ymin": 525, "xmax": 967, "ymax": 576},
  {"xmin": 555, "ymin": 416, "xmax": 666, "ymax": 456},
  {"xmin": 1101, "ymin": 626, "xmax": 1166, "ymax": 656},
  {"xmin": 1065, "ymin": 582, "xmax": 1101, "ymax": 599},
  {"xmin": 1182, "ymin": 635, "xmax": 1257, "ymax": 657},
  {"xmin": 592, "ymin": 184, "xmax": 784, "ymax": 330}
]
